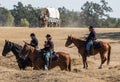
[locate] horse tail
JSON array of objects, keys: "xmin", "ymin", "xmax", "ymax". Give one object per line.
[
  {"xmin": 107, "ymin": 43, "xmax": 111, "ymax": 65},
  {"xmin": 68, "ymin": 57, "xmax": 71, "ymax": 71}
]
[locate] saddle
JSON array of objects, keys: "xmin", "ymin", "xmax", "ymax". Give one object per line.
[
  {"xmin": 51, "ymin": 52, "xmax": 59, "ymax": 61},
  {"xmin": 93, "ymin": 41, "xmax": 102, "ymax": 49},
  {"xmin": 88, "ymin": 41, "xmax": 102, "ymax": 55},
  {"xmin": 38, "ymin": 49, "xmax": 59, "ymax": 62}
]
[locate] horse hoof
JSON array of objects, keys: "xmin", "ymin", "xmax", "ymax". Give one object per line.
[
  {"xmin": 33, "ymin": 67, "xmax": 37, "ymax": 70},
  {"xmin": 98, "ymin": 67, "xmax": 102, "ymax": 69}
]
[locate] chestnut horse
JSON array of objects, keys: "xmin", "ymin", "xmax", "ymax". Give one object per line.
[
  {"xmin": 65, "ymin": 35, "xmax": 111, "ymax": 69},
  {"xmin": 19, "ymin": 43, "xmax": 71, "ymax": 71}
]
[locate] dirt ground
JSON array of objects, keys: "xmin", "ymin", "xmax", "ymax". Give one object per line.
[{"xmin": 0, "ymin": 27, "xmax": 119, "ymax": 82}]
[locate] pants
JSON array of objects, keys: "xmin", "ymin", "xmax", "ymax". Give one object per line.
[
  {"xmin": 86, "ymin": 40, "xmax": 93, "ymax": 51},
  {"xmin": 44, "ymin": 50, "xmax": 53, "ymax": 68},
  {"xmin": 85, "ymin": 40, "xmax": 93, "ymax": 56}
]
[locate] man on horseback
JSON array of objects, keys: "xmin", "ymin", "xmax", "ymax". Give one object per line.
[
  {"xmin": 30, "ymin": 33, "xmax": 39, "ymax": 50},
  {"xmin": 44, "ymin": 34, "xmax": 54, "ymax": 70},
  {"xmin": 85, "ymin": 26, "xmax": 97, "ymax": 57}
]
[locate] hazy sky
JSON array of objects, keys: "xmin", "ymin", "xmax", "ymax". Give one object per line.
[{"xmin": 0, "ymin": 0, "xmax": 120, "ymax": 18}]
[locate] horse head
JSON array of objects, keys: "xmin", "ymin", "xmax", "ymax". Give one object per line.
[
  {"xmin": 65, "ymin": 35, "xmax": 73, "ymax": 47},
  {"xmin": 2, "ymin": 40, "xmax": 13, "ymax": 56}
]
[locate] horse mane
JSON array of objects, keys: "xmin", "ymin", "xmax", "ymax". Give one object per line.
[
  {"xmin": 71, "ymin": 36, "xmax": 85, "ymax": 43},
  {"xmin": 8, "ymin": 41, "xmax": 22, "ymax": 47},
  {"xmin": 4, "ymin": 41, "xmax": 22, "ymax": 59}
]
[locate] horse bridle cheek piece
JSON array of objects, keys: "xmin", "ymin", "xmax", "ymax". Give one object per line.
[{"xmin": 9, "ymin": 42, "xmax": 13, "ymax": 50}]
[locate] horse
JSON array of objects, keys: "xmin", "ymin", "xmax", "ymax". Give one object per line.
[
  {"xmin": 19, "ymin": 42, "xmax": 71, "ymax": 71},
  {"xmin": 65, "ymin": 35, "xmax": 111, "ymax": 69},
  {"xmin": 2, "ymin": 40, "xmax": 32, "ymax": 70}
]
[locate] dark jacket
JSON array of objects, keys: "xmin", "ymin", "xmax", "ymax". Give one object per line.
[
  {"xmin": 86, "ymin": 30, "xmax": 97, "ymax": 42},
  {"xmin": 44, "ymin": 40, "xmax": 54, "ymax": 51},
  {"xmin": 30, "ymin": 38, "xmax": 38, "ymax": 48}
]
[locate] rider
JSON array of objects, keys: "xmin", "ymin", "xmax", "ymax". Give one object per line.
[
  {"xmin": 30, "ymin": 33, "xmax": 39, "ymax": 50},
  {"xmin": 44, "ymin": 34, "xmax": 54, "ymax": 70},
  {"xmin": 85, "ymin": 26, "xmax": 97, "ymax": 57}
]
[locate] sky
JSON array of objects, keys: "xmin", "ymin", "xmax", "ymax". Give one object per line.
[{"xmin": 0, "ymin": 0, "xmax": 120, "ymax": 18}]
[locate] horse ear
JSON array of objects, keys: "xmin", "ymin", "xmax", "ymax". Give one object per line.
[{"xmin": 5, "ymin": 40, "xmax": 8, "ymax": 42}]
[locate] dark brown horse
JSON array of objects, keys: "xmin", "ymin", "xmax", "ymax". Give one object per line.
[
  {"xmin": 65, "ymin": 35, "xmax": 111, "ymax": 69},
  {"xmin": 19, "ymin": 42, "xmax": 71, "ymax": 71}
]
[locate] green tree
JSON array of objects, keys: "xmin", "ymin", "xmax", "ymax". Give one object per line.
[
  {"xmin": 106, "ymin": 17, "xmax": 120, "ymax": 27},
  {"xmin": 20, "ymin": 18, "xmax": 29, "ymax": 27},
  {"xmin": 58, "ymin": 7, "xmax": 81, "ymax": 27},
  {"xmin": 11, "ymin": 2, "xmax": 40, "ymax": 27},
  {"xmin": 25, "ymin": 4, "xmax": 40, "ymax": 27},
  {"xmin": 80, "ymin": 0, "xmax": 112, "ymax": 27},
  {"xmin": 0, "ymin": 7, "xmax": 14, "ymax": 26},
  {"xmin": 58, "ymin": 7, "xmax": 69, "ymax": 27},
  {"xmin": 11, "ymin": 2, "xmax": 25, "ymax": 26},
  {"xmin": 116, "ymin": 19, "xmax": 120, "ymax": 27}
]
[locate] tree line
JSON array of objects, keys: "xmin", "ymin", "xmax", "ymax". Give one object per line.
[{"xmin": 0, "ymin": 0, "xmax": 120, "ymax": 27}]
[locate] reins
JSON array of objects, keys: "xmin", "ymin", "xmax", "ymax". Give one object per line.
[{"xmin": 24, "ymin": 50, "xmax": 31, "ymax": 60}]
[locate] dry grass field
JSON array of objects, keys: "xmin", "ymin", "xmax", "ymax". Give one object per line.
[{"xmin": 0, "ymin": 27, "xmax": 119, "ymax": 82}]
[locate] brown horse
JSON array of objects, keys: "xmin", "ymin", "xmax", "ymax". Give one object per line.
[
  {"xmin": 19, "ymin": 43, "xmax": 71, "ymax": 71},
  {"xmin": 65, "ymin": 35, "xmax": 111, "ymax": 69}
]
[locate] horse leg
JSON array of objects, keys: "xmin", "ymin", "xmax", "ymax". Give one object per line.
[
  {"xmin": 99, "ymin": 51, "xmax": 107, "ymax": 69},
  {"xmin": 66, "ymin": 58, "xmax": 71, "ymax": 71},
  {"xmin": 59, "ymin": 63, "xmax": 67, "ymax": 71},
  {"xmin": 86, "ymin": 58, "xmax": 88, "ymax": 69},
  {"xmin": 33, "ymin": 63, "xmax": 37, "ymax": 70},
  {"xmin": 33, "ymin": 60, "xmax": 40, "ymax": 70},
  {"xmin": 99, "ymin": 58, "xmax": 106, "ymax": 69},
  {"xmin": 82, "ymin": 56, "xmax": 86, "ymax": 69},
  {"xmin": 68, "ymin": 59, "xmax": 71, "ymax": 71},
  {"xmin": 85, "ymin": 57, "xmax": 88, "ymax": 69},
  {"xmin": 64, "ymin": 61, "xmax": 68, "ymax": 71}
]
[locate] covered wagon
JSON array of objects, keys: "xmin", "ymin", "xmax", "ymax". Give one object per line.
[{"xmin": 38, "ymin": 7, "xmax": 60, "ymax": 27}]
